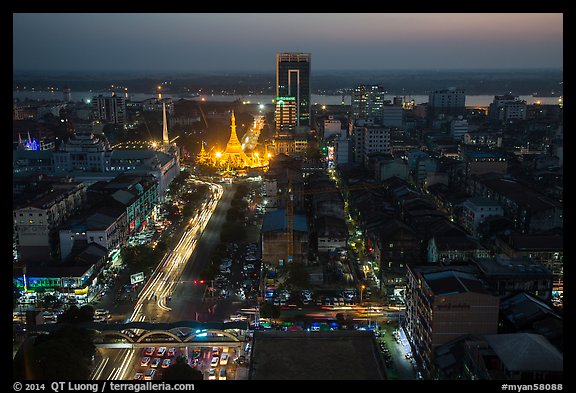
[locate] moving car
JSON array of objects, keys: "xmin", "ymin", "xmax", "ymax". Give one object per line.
[
  {"xmin": 156, "ymin": 347, "xmax": 167, "ymax": 357},
  {"xmin": 208, "ymin": 369, "xmax": 216, "ymax": 380},
  {"xmin": 219, "ymin": 353, "xmax": 229, "ymax": 366},
  {"xmin": 140, "ymin": 357, "xmax": 151, "ymax": 367},
  {"xmin": 167, "ymin": 348, "xmax": 177, "ymax": 357},
  {"xmin": 144, "ymin": 347, "xmax": 155, "ymax": 356},
  {"xmin": 95, "ymin": 309, "xmax": 111, "ymax": 319},
  {"xmin": 151, "ymin": 358, "xmax": 161, "ymax": 368},
  {"xmin": 161, "ymin": 359, "xmax": 171, "ymax": 368},
  {"xmin": 144, "ymin": 369, "xmax": 156, "ymax": 380},
  {"xmin": 133, "ymin": 372, "xmax": 144, "ymax": 380},
  {"xmin": 211, "ymin": 356, "xmax": 219, "ymax": 367}
]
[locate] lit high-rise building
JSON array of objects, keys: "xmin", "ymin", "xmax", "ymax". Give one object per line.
[
  {"xmin": 276, "ymin": 53, "xmax": 311, "ymax": 130},
  {"xmin": 352, "ymin": 84, "xmax": 386, "ymax": 121},
  {"xmin": 275, "ymin": 96, "xmax": 297, "ymax": 133},
  {"xmin": 92, "ymin": 93, "xmax": 126, "ymax": 124}
]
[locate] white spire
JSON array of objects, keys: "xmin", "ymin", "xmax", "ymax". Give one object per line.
[{"xmin": 162, "ymin": 102, "xmax": 169, "ymax": 145}]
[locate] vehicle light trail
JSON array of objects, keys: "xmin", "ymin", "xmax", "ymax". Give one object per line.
[{"xmin": 129, "ymin": 180, "xmax": 223, "ymax": 322}]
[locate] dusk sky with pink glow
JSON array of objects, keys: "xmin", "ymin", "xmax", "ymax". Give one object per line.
[{"xmin": 13, "ymin": 13, "xmax": 563, "ymax": 72}]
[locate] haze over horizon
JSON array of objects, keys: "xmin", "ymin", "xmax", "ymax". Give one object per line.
[{"xmin": 13, "ymin": 13, "xmax": 563, "ymax": 72}]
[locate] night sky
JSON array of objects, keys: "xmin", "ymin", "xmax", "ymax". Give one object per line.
[{"xmin": 13, "ymin": 13, "xmax": 563, "ymax": 72}]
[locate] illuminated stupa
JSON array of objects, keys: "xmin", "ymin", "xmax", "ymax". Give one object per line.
[
  {"xmin": 216, "ymin": 111, "xmax": 250, "ymax": 168},
  {"xmin": 199, "ymin": 110, "xmax": 270, "ymax": 171},
  {"xmin": 196, "ymin": 141, "xmax": 210, "ymax": 165}
]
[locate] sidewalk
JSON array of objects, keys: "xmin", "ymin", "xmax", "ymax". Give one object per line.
[{"xmin": 235, "ymin": 365, "xmax": 250, "ymax": 380}]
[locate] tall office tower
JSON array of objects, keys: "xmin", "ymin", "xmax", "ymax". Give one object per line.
[
  {"xmin": 351, "ymin": 84, "xmax": 387, "ymax": 122},
  {"xmin": 428, "ymin": 87, "xmax": 466, "ymax": 118},
  {"xmin": 92, "ymin": 93, "xmax": 126, "ymax": 124},
  {"xmin": 276, "ymin": 53, "xmax": 311, "ymax": 130}
]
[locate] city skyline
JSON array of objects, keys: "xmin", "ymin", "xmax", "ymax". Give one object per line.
[
  {"xmin": 12, "ymin": 12, "xmax": 564, "ymax": 383},
  {"xmin": 13, "ymin": 13, "xmax": 563, "ymax": 72}
]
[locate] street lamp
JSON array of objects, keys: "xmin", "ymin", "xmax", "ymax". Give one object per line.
[{"xmin": 360, "ymin": 284, "xmax": 366, "ymax": 303}]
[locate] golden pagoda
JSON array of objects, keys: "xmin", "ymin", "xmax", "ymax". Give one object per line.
[
  {"xmin": 196, "ymin": 141, "xmax": 210, "ymax": 165},
  {"xmin": 216, "ymin": 111, "xmax": 250, "ymax": 168}
]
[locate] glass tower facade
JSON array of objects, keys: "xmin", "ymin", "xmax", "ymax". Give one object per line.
[{"xmin": 276, "ymin": 53, "xmax": 311, "ymax": 129}]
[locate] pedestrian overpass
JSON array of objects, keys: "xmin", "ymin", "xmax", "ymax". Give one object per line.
[{"xmin": 29, "ymin": 320, "xmax": 249, "ymax": 348}]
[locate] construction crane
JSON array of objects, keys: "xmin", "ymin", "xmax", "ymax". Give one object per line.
[
  {"xmin": 195, "ymin": 99, "xmax": 209, "ymax": 130},
  {"xmin": 286, "ymin": 180, "xmax": 294, "ymax": 264}
]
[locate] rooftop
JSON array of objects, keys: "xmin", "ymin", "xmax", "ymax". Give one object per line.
[
  {"xmin": 375, "ymin": 218, "xmax": 416, "ymax": 240},
  {"xmin": 467, "ymin": 151, "xmax": 504, "ymax": 159},
  {"xmin": 262, "ymin": 209, "xmax": 307, "ymax": 233},
  {"xmin": 504, "ymin": 234, "xmax": 563, "ymax": 251},
  {"xmin": 484, "ymin": 333, "xmax": 563, "ymax": 372},
  {"xmin": 111, "ymin": 189, "xmax": 138, "ymax": 206},
  {"xmin": 464, "ymin": 197, "xmax": 502, "ymax": 208},
  {"xmin": 472, "ymin": 255, "xmax": 552, "ymax": 277},
  {"xmin": 250, "ymin": 331, "xmax": 386, "ymax": 380},
  {"xmin": 73, "ymin": 243, "xmax": 108, "ymax": 265},
  {"xmin": 16, "ymin": 187, "xmax": 79, "ymax": 210},
  {"xmin": 476, "ymin": 175, "xmax": 562, "ymax": 211},
  {"xmin": 110, "ymin": 149, "xmax": 174, "ymax": 166},
  {"xmin": 422, "ymin": 269, "xmax": 490, "ymax": 296},
  {"xmin": 316, "ymin": 215, "xmax": 348, "ymax": 237},
  {"xmin": 433, "ymin": 235, "xmax": 483, "ymax": 251},
  {"xmin": 500, "ymin": 292, "xmax": 562, "ymax": 329}
]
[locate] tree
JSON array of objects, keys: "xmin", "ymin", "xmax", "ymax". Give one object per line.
[
  {"xmin": 162, "ymin": 356, "xmax": 203, "ymax": 380},
  {"xmin": 162, "ymin": 202, "xmax": 180, "ymax": 222},
  {"xmin": 155, "ymin": 240, "xmax": 168, "ymax": 255},
  {"xmin": 230, "ymin": 198, "xmax": 247, "ymax": 210},
  {"xmin": 226, "ymin": 209, "xmax": 241, "ymax": 223},
  {"xmin": 344, "ymin": 315, "xmax": 356, "ymax": 330},
  {"xmin": 259, "ymin": 302, "xmax": 281, "ymax": 326},
  {"xmin": 235, "ymin": 184, "xmax": 249, "ymax": 199},
  {"xmin": 14, "ymin": 325, "xmax": 96, "ymax": 380},
  {"xmin": 220, "ymin": 222, "xmax": 246, "ymax": 243},
  {"xmin": 43, "ymin": 294, "xmax": 57, "ymax": 304},
  {"xmin": 306, "ymin": 144, "xmax": 323, "ymax": 161},
  {"xmin": 285, "ymin": 262, "xmax": 310, "ymax": 289},
  {"xmin": 182, "ymin": 203, "xmax": 196, "ymax": 218},
  {"xmin": 57, "ymin": 304, "xmax": 95, "ymax": 324},
  {"xmin": 121, "ymin": 245, "xmax": 159, "ymax": 270}
]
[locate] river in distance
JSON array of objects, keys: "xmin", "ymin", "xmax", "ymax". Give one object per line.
[{"xmin": 13, "ymin": 90, "xmax": 561, "ymax": 107}]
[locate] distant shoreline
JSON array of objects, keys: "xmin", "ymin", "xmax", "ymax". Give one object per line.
[{"xmin": 12, "ymin": 91, "xmax": 561, "ymax": 108}]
